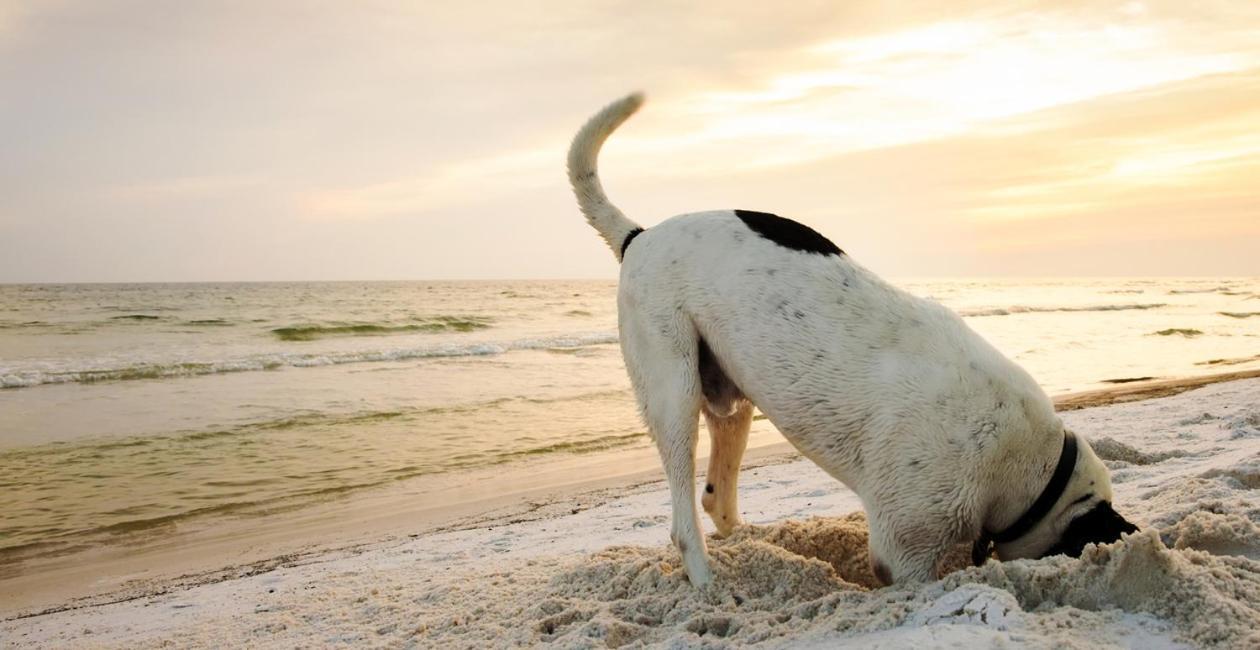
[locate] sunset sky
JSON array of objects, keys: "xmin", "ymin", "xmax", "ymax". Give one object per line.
[{"xmin": 2, "ymin": 1, "xmax": 1258, "ymax": 281}]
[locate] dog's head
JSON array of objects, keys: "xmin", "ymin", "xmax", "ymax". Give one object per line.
[
  {"xmin": 997, "ymin": 433, "xmax": 1138, "ymax": 560},
  {"xmin": 1039, "ymin": 499, "xmax": 1138, "ymax": 558}
]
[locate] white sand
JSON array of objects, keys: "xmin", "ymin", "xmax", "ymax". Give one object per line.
[{"xmin": 5, "ymin": 379, "xmax": 1260, "ymax": 648}]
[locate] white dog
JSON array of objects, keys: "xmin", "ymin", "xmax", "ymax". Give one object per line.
[{"xmin": 568, "ymin": 93, "xmax": 1136, "ymax": 588}]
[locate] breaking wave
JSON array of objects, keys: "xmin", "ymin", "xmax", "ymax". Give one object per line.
[
  {"xmin": 959, "ymin": 303, "xmax": 1167, "ymax": 317},
  {"xmin": 0, "ymin": 320, "xmax": 49, "ymax": 329},
  {"xmin": 1196, "ymin": 354, "xmax": 1260, "ymax": 367},
  {"xmin": 271, "ymin": 316, "xmax": 493, "ymax": 341},
  {"xmin": 1168, "ymin": 287, "xmax": 1232, "ymax": 294},
  {"xmin": 1151, "ymin": 328, "xmax": 1203, "ymax": 337},
  {"xmin": 0, "ymin": 332, "xmax": 620, "ymax": 389}
]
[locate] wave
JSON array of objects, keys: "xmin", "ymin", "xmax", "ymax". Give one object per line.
[
  {"xmin": 1219, "ymin": 312, "xmax": 1260, "ymax": 319},
  {"xmin": 0, "ymin": 320, "xmax": 48, "ymax": 329},
  {"xmin": 1, "ymin": 316, "xmax": 229, "ymax": 330},
  {"xmin": 1151, "ymin": 328, "xmax": 1203, "ymax": 337},
  {"xmin": 491, "ymin": 431, "xmax": 644, "ymax": 459},
  {"xmin": 1168, "ymin": 287, "xmax": 1230, "ymax": 295},
  {"xmin": 1166, "ymin": 285, "xmax": 1257, "ymax": 297},
  {"xmin": 959, "ymin": 303, "xmax": 1166, "ymax": 317},
  {"xmin": 271, "ymin": 316, "xmax": 491, "ymax": 341},
  {"xmin": 1196, "ymin": 354, "xmax": 1260, "ymax": 367},
  {"xmin": 0, "ymin": 331, "xmax": 621, "ymax": 389}
]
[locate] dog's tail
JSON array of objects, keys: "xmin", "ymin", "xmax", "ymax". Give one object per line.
[{"xmin": 567, "ymin": 92, "xmax": 645, "ymax": 262}]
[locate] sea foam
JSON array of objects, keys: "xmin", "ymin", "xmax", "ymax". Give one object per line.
[{"xmin": 0, "ymin": 332, "xmax": 620, "ymax": 389}]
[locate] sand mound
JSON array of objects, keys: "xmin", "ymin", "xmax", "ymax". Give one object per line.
[
  {"xmin": 404, "ymin": 515, "xmax": 1260, "ymax": 648},
  {"xmin": 724, "ymin": 512, "xmax": 881, "ymax": 588},
  {"xmin": 945, "ymin": 530, "xmax": 1260, "ymax": 648},
  {"xmin": 1200, "ymin": 454, "xmax": 1260, "ymax": 490},
  {"xmin": 724, "ymin": 512, "xmax": 975, "ymax": 588},
  {"xmin": 1140, "ymin": 472, "xmax": 1260, "ymax": 533},
  {"xmin": 1226, "ymin": 410, "xmax": 1260, "ymax": 439},
  {"xmin": 541, "ymin": 539, "xmax": 854, "ymax": 645},
  {"xmin": 1161, "ymin": 510, "xmax": 1260, "ymax": 559},
  {"xmin": 1090, "ymin": 436, "xmax": 1190, "ymax": 465}
]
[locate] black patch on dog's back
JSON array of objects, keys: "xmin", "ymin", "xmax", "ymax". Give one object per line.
[
  {"xmin": 734, "ymin": 210, "xmax": 843, "ymax": 256},
  {"xmin": 1041, "ymin": 501, "xmax": 1138, "ymax": 558},
  {"xmin": 620, "ymin": 227, "xmax": 644, "ymax": 258}
]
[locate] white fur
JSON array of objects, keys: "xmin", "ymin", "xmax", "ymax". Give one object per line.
[
  {"xmin": 568, "ymin": 93, "xmax": 1116, "ymax": 588},
  {"xmin": 567, "ymin": 92, "xmax": 645, "ymax": 262}
]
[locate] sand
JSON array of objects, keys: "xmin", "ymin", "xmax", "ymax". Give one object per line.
[{"xmin": 4, "ymin": 377, "xmax": 1260, "ymax": 648}]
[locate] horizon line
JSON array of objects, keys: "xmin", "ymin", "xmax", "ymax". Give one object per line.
[{"xmin": 3, "ymin": 274, "xmax": 1259, "ymax": 286}]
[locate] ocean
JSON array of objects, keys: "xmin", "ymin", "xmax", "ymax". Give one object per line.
[{"xmin": 1, "ymin": 278, "xmax": 1258, "ymax": 571}]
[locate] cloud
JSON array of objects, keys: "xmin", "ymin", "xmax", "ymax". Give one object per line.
[
  {"xmin": 662, "ymin": 8, "xmax": 1256, "ymax": 171},
  {"xmin": 297, "ymin": 148, "xmax": 558, "ymax": 220},
  {"xmin": 336, "ymin": 4, "xmax": 1259, "ymax": 225},
  {"xmin": 951, "ymin": 69, "xmax": 1260, "ymax": 226}
]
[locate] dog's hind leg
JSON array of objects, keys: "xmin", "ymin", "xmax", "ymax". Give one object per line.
[
  {"xmin": 619, "ymin": 307, "xmax": 711, "ymax": 587},
  {"xmin": 701, "ymin": 400, "xmax": 751, "ymax": 537},
  {"xmin": 697, "ymin": 337, "xmax": 750, "ymax": 537}
]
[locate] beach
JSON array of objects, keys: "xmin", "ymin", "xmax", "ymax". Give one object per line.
[{"xmin": 4, "ymin": 372, "xmax": 1259, "ymax": 648}]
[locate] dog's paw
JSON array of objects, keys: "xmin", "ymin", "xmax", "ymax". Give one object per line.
[
  {"xmin": 709, "ymin": 516, "xmax": 743, "ymax": 539},
  {"xmin": 684, "ymin": 560, "xmax": 714, "ymax": 588}
]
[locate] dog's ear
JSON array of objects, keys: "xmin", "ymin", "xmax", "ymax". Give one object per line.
[{"xmin": 1041, "ymin": 501, "xmax": 1138, "ymax": 559}]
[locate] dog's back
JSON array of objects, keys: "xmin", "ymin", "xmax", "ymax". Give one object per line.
[{"xmin": 619, "ymin": 208, "xmax": 1053, "ymax": 485}]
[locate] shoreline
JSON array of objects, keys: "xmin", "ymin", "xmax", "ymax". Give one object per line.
[
  {"xmin": 1055, "ymin": 368, "xmax": 1260, "ymax": 410},
  {"xmin": 3, "ymin": 367, "xmax": 1260, "ymax": 620}
]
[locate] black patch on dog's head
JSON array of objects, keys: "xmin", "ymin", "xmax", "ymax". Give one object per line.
[
  {"xmin": 734, "ymin": 210, "xmax": 843, "ymax": 256},
  {"xmin": 1041, "ymin": 501, "xmax": 1138, "ymax": 558}
]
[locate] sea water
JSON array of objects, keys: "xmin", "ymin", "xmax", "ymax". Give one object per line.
[{"xmin": 1, "ymin": 278, "xmax": 1257, "ymax": 568}]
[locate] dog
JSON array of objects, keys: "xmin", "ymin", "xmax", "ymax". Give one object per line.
[{"xmin": 567, "ymin": 93, "xmax": 1137, "ymax": 587}]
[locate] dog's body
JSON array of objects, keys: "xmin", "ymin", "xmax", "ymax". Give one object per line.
[{"xmin": 569, "ymin": 93, "xmax": 1135, "ymax": 587}]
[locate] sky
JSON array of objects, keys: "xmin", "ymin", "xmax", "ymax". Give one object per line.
[{"xmin": 1, "ymin": 0, "xmax": 1258, "ymax": 282}]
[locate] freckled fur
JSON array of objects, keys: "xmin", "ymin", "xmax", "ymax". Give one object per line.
[{"xmin": 568, "ymin": 92, "xmax": 1130, "ymax": 588}]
